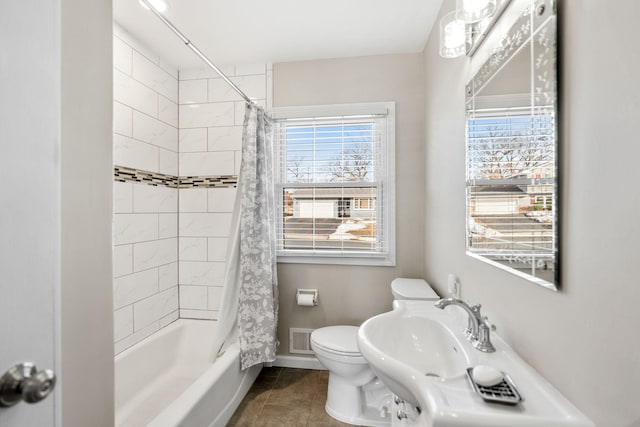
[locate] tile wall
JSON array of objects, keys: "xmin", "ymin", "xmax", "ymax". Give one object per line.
[
  {"xmin": 177, "ymin": 64, "xmax": 272, "ymax": 320},
  {"xmin": 112, "ymin": 23, "xmax": 273, "ymax": 349},
  {"xmin": 112, "ymin": 24, "xmax": 179, "ymax": 354}
]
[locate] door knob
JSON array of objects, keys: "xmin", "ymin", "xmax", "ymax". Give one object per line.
[{"xmin": 0, "ymin": 363, "xmax": 56, "ymax": 407}]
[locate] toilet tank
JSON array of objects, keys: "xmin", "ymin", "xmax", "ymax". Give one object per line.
[{"xmin": 391, "ymin": 278, "xmax": 439, "ymax": 300}]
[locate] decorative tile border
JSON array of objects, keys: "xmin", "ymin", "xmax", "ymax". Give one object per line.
[
  {"xmin": 114, "ymin": 166, "xmax": 179, "ymax": 187},
  {"xmin": 179, "ymin": 175, "xmax": 238, "ymax": 188},
  {"xmin": 114, "ymin": 166, "xmax": 237, "ymax": 188}
]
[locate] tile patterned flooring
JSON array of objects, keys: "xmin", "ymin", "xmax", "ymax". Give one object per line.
[{"xmin": 228, "ymin": 367, "xmax": 363, "ymax": 427}]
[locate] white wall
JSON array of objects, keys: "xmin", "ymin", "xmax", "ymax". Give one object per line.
[
  {"xmin": 422, "ymin": 1, "xmax": 640, "ymax": 426},
  {"xmin": 177, "ymin": 64, "xmax": 271, "ymax": 320},
  {"xmin": 60, "ymin": 0, "xmax": 114, "ymax": 425},
  {"xmin": 112, "ymin": 25, "xmax": 179, "ymax": 353},
  {"xmin": 273, "ymin": 54, "xmax": 426, "ymax": 355}
]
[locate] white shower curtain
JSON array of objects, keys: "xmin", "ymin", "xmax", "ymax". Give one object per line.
[{"xmin": 210, "ymin": 103, "xmax": 279, "ymax": 370}]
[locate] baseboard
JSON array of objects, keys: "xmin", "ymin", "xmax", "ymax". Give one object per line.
[{"xmin": 268, "ymin": 354, "xmax": 327, "ymax": 370}]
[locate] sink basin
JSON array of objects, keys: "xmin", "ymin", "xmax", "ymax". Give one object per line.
[
  {"xmin": 357, "ymin": 300, "xmax": 595, "ymax": 427},
  {"xmin": 358, "ymin": 310, "xmax": 469, "ymax": 404}
]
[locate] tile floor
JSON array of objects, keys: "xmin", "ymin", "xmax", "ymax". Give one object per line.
[{"xmin": 228, "ymin": 367, "xmax": 363, "ymax": 427}]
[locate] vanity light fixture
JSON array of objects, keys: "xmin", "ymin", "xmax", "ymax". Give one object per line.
[
  {"xmin": 457, "ymin": 0, "xmax": 497, "ymax": 23},
  {"xmin": 139, "ymin": 0, "xmax": 167, "ymax": 13},
  {"xmin": 439, "ymin": 0, "xmax": 499, "ymax": 58},
  {"xmin": 439, "ymin": 11, "xmax": 467, "ymax": 58}
]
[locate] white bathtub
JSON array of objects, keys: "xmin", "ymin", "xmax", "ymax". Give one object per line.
[{"xmin": 115, "ymin": 319, "xmax": 261, "ymax": 427}]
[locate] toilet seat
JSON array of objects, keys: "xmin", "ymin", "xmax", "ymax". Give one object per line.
[
  {"xmin": 311, "ymin": 326, "xmax": 361, "ymax": 355},
  {"xmin": 311, "ymin": 326, "xmax": 367, "ymax": 363}
]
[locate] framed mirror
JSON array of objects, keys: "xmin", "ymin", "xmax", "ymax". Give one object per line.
[{"xmin": 465, "ymin": 0, "xmax": 558, "ymax": 290}]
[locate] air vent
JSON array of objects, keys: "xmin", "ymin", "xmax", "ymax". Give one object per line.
[{"xmin": 289, "ymin": 328, "xmax": 315, "ymax": 355}]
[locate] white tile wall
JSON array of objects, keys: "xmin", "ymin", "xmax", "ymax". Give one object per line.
[
  {"xmin": 133, "ymin": 286, "xmax": 179, "ymax": 330},
  {"xmin": 208, "ymin": 75, "xmax": 266, "ymax": 103},
  {"xmin": 133, "ymin": 238, "xmax": 178, "ymax": 272},
  {"xmin": 113, "ymin": 43, "xmax": 272, "ymax": 332},
  {"xmin": 158, "ymin": 96, "xmax": 178, "ymax": 127},
  {"xmin": 179, "ymin": 151, "xmax": 235, "ymax": 176},
  {"xmin": 208, "ymin": 126, "xmax": 243, "ymax": 151},
  {"xmin": 179, "ymin": 102, "xmax": 235, "ymax": 129},
  {"xmin": 113, "ymin": 102, "xmax": 133, "ymax": 137},
  {"xmin": 113, "ymin": 244, "xmax": 133, "ymax": 278},
  {"xmin": 179, "ymin": 79, "xmax": 208, "ymax": 105},
  {"xmin": 176, "ymin": 63, "xmax": 270, "ymax": 320},
  {"xmin": 132, "ymin": 51, "xmax": 178, "ymax": 103},
  {"xmin": 113, "ymin": 134, "xmax": 159, "ymax": 173},
  {"xmin": 159, "ymin": 213, "xmax": 178, "ymax": 239},
  {"xmin": 179, "ymin": 128, "xmax": 208, "ymax": 153},
  {"xmin": 113, "ymin": 268, "xmax": 159, "ymax": 309},
  {"xmin": 179, "ymin": 189, "xmax": 208, "ymax": 212},
  {"xmin": 159, "ymin": 149, "xmax": 179, "ymax": 176},
  {"xmin": 113, "ymin": 30, "xmax": 178, "ymax": 176},
  {"xmin": 132, "ymin": 185, "xmax": 178, "ymax": 213},
  {"xmin": 113, "ymin": 28, "xmax": 180, "ymax": 354},
  {"xmin": 132, "ymin": 111, "xmax": 178, "ymax": 152},
  {"xmin": 179, "ymin": 237, "xmax": 208, "ymax": 261},
  {"xmin": 114, "ymin": 213, "xmax": 159, "ymax": 245},
  {"xmin": 179, "ymin": 213, "xmax": 232, "ymax": 237},
  {"xmin": 208, "ymin": 237, "xmax": 228, "ymax": 262},
  {"xmin": 114, "ymin": 70, "xmax": 158, "ymax": 118},
  {"xmin": 158, "ymin": 262, "xmax": 178, "ymax": 291},
  {"xmin": 179, "ymin": 285, "xmax": 208, "ymax": 310},
  {"xmin": 114, "ymin": 306, "xmax": 134, "ymax": 342},
  {"xmin": 113, "ymin": 181, "xmax": 133, "ymax": 213},
  {"xmin": 208, "ymin": 187, "xmax": 237, "ymax": 212}
]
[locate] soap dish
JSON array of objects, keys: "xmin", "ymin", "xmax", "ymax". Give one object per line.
[{"xmin": 466, "ymin": 368, "xmax": 522, "ymax": 405}]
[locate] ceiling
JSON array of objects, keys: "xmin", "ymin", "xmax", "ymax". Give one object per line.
[{"xmin": 113, "ymin": 0, "xmax": 444, "ymax": 70}]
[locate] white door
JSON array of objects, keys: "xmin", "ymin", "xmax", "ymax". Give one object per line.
[
  {"xmin": 299, "ymin": 201, "xmax": 336, "ymax": 218},
  {"xmin": 0, "ymin": 1, "xmax": 60, "ymax": 425}
]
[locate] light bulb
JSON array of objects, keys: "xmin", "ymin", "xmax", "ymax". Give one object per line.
[
  {"xmin": 457, "ymin": 0, "xmax": 496, "ymax": 23},
  {"xmin": 444, "ymin": 20, "xmax": 466, "ymax": 49},
  {"xmin": 440, "ymin": 11, "xmax": 467, "ymax": 58}
]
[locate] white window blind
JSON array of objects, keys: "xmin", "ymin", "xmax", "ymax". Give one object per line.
[
  {"xmin": 272, "ymin": 103, "xmax": 395, "ymax": 266},
  {"xmin": 466, "ymin": 109, "xmax": 555, "ymax": 266}
]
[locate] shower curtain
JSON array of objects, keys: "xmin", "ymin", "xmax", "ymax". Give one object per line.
[{"xmin": 210, "ymin": 103, "xmax": 279, "ymax": 370}]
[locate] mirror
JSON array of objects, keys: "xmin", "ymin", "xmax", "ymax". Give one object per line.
[{"xmin": 465, "ymin": 0, "xmax": 558, "ymax": 290}]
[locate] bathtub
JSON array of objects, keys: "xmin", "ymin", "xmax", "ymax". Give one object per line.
[{"xmin": 115, "ymin": 319, "xmax": 261, "ymax": 427}]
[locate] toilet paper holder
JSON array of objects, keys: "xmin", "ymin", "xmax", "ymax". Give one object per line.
[{"xmin": 297, "ymin": 289, "xmax": 319, "ymax": 306}]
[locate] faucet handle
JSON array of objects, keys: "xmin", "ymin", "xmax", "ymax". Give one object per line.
[
  {"xmin": 483, "ymin": 317, "xmax": 496, "ymax": 331},
  {"xmin": 474, "ymin": 317, "xmax": 496, "ymax": 353}
]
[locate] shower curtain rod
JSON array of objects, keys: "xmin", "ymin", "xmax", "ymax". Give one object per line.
[{"xmin": 139, "ymin": 0, "xmax": 254, "ymax": 105}]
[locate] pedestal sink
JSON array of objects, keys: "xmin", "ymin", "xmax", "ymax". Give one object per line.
[{"xmin": 357, "ymin": 300, "xmax": 594, "ymax": 427}]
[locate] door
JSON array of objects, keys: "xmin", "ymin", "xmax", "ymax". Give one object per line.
[{"xmin": 0, "ymin": 1, "xmax": 60, "ymax": 425}]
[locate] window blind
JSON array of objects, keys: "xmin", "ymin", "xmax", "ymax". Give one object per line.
[
  {"xmin": 466, "ymin": 110, "xmax": 555, "ymax": 265},
  {"xmin": 273, "ymin": 110, "xmax": 393, "ymax": 263}
]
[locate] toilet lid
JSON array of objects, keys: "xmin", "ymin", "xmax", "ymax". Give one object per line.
[
  {"xmin": 311, "ymin": 326, "xmax": 360, "ymax": 355},
  {"xmin": 391, "ymin": 278, "xmax": 439, "ymax": 300}
]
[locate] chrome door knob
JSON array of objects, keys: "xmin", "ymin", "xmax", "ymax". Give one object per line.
[{"xmin": 0, "ymin": 362, "xmax": 56, "ymax": 407}]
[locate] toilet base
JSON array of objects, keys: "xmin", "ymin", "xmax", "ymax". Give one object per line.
[{"xmin": 325, "ymin": 374, "xmax": 391, "ymax": 427}]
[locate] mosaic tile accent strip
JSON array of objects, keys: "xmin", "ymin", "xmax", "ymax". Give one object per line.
[
  {"xmin": 114, "ymin": 166, "xmax": 237, "ymax": 188},
  {"xmin": 114, "ymin": 166, "xmax": 179, "ymax": 187},
  {"xmin": 179, "ymin": 175, "xmax": 238, "ymax": 188}
]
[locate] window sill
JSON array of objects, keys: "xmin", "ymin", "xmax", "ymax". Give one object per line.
[{"xmin": 277, "ymin": 252, "xmax": 396, "ymax": 267}]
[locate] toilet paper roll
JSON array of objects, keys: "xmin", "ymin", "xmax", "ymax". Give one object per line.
[{"xmin": 297, "ymin": 293, "xmax": 316, "ymax": 306}]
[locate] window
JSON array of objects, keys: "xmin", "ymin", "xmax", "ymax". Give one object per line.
[{"xmin": 272, "ymin": 103, "xmax": 395, "ymax": 266}]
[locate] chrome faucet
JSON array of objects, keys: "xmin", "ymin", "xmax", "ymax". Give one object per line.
[{"xmin": 435, "ymin": 298, "xmax": 495, "ymax": 353}]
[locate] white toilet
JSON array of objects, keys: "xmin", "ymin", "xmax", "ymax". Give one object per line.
[{"xmin": 310, "ymin": 278, "xmax": 439, "ymax": 426}]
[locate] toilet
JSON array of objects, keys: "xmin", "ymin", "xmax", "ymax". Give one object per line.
[{"xmin": 310, "ymin": 278, "xmax": 439, "ymax": 426}]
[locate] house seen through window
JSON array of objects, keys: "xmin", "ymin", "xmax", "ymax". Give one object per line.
[{"xmin": 272, "ymin": 103, "xmax": 395, "ymax": 265}]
